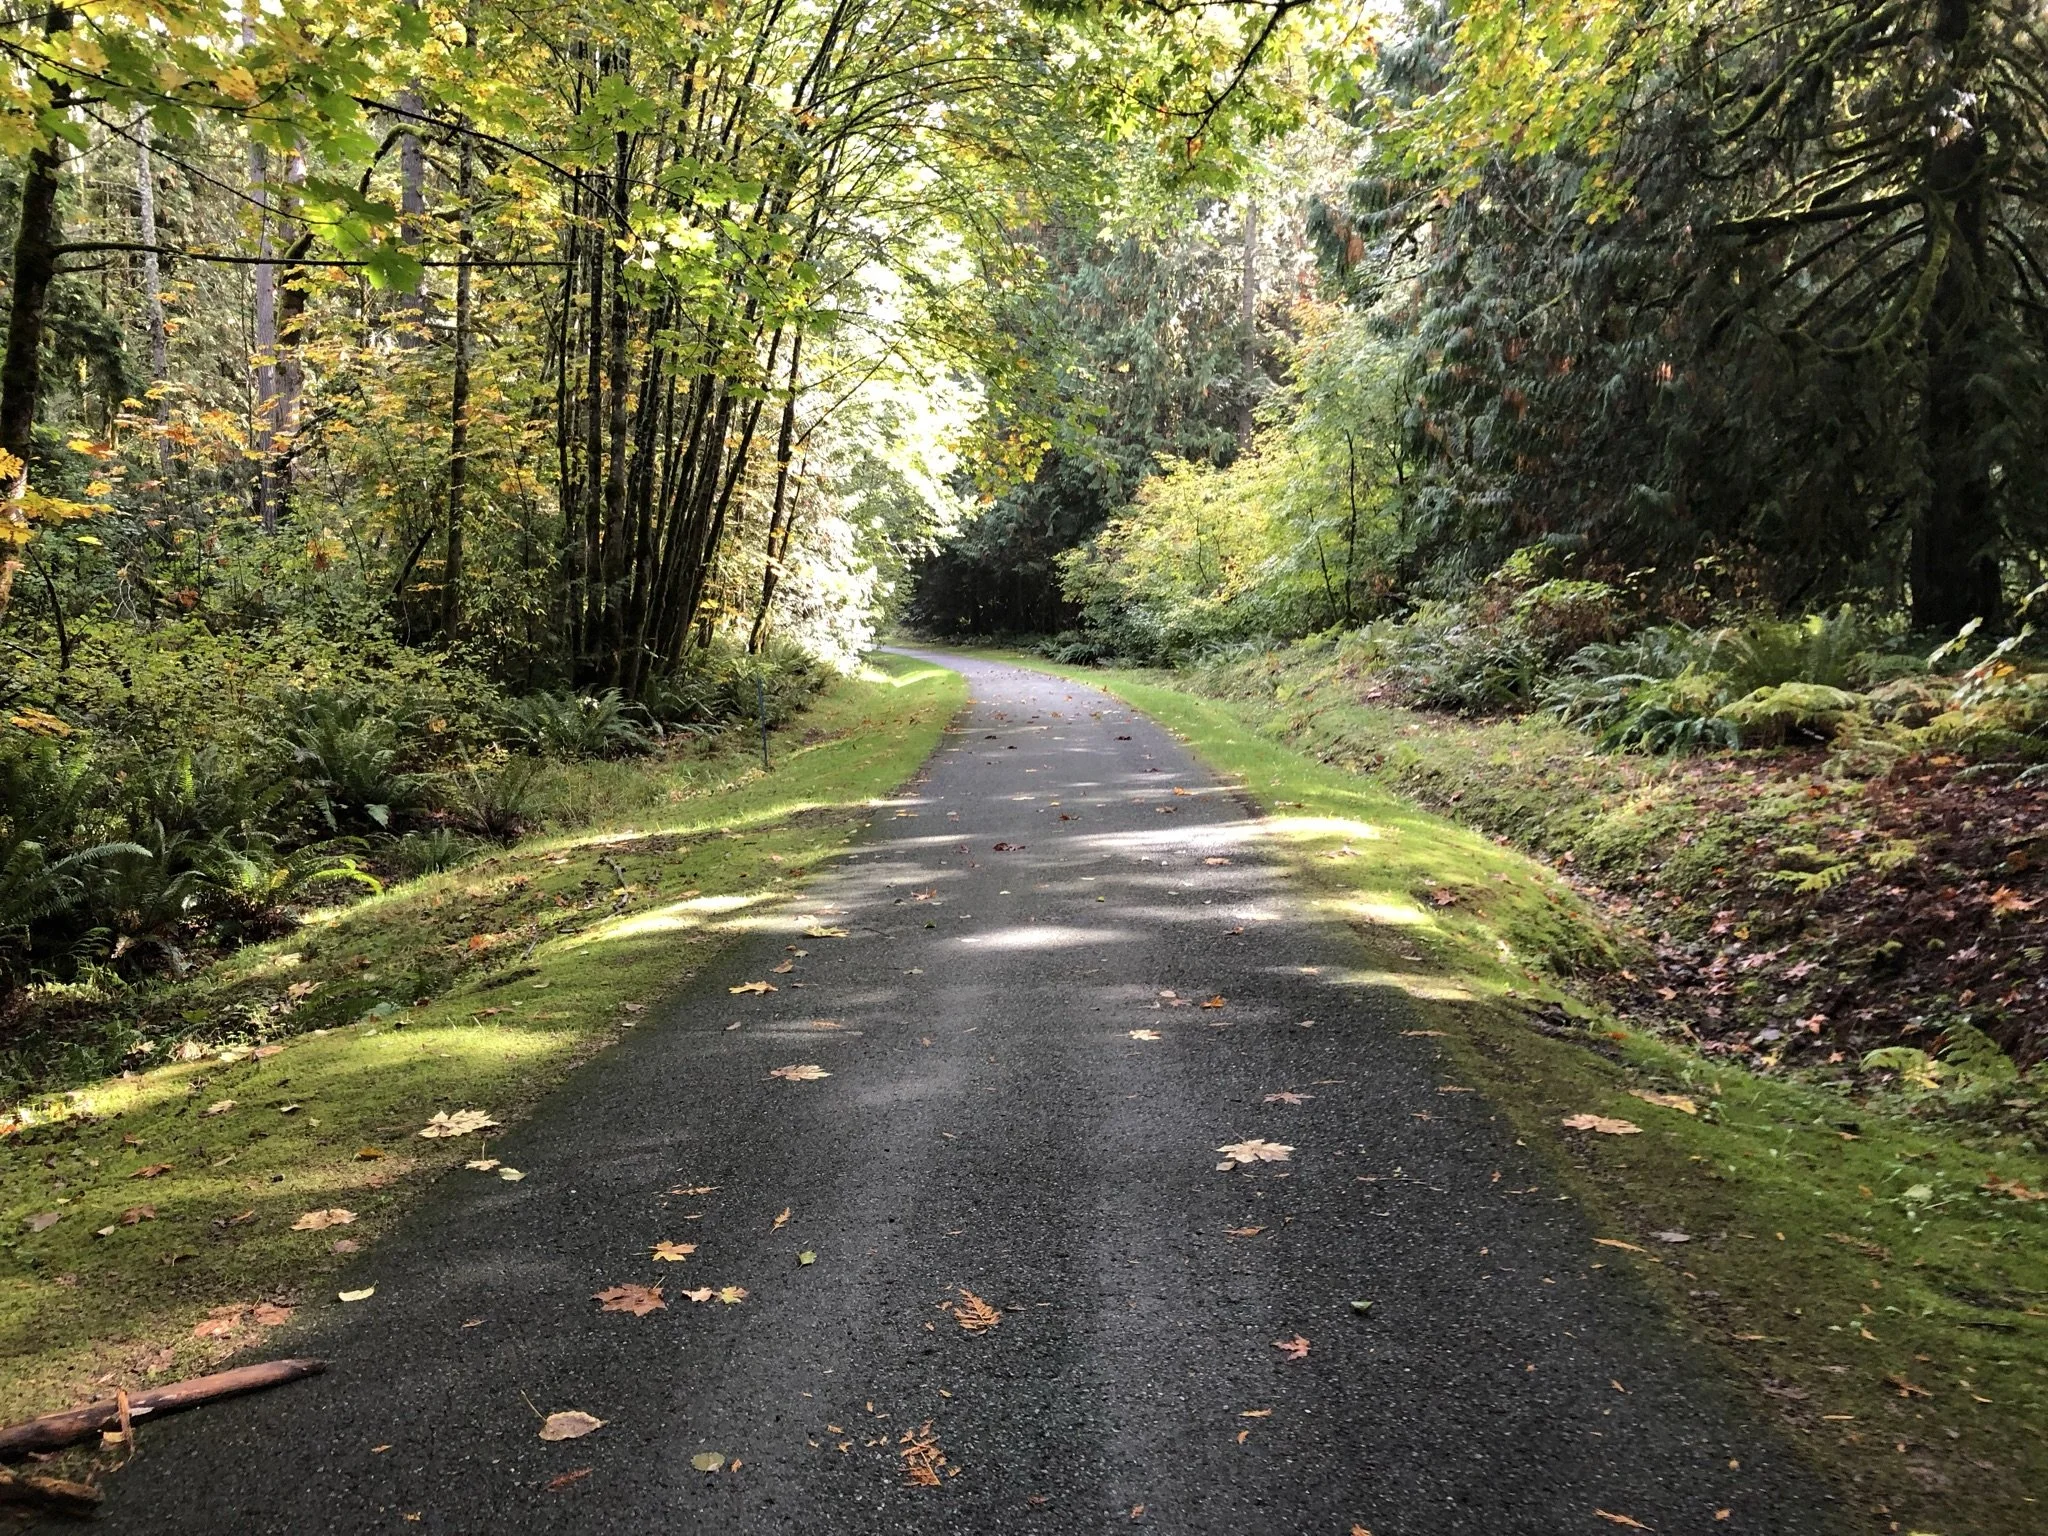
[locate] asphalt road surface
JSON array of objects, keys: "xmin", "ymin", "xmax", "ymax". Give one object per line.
[{"xmin": 96, "ymin": 650, "xmax": 1838, "ymax": 1534}]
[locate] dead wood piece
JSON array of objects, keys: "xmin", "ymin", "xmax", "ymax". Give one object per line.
[
  {"xmin": 0, "ymin": 1467, "xmax": 102, "ymax": 1518},
  {"xmin": 0, "ymin": 1358, "xmax": 326, "ymax": 1460}
]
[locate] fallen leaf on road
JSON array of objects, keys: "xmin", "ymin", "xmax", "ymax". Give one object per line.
[
  {"xmin": 772, "ymin": 1207, "xmax": 791, "ymax": 1230},
  {"xmin": 1884, "ymin": 1374, "xmax": 1934, "ymax": 1399},
  {"xmin": 991, "ymin": 842, "xmax": 1024, "ymax": 852},
  {"xmin": 1401, "ymin": 1029, "xmax": 1445, "ymax": 1038},
  {"xmin": 669, "ymin": 1185, "xmax": 718, "ymax": 1196},
  {"xmin": 540, "ymin": 1411, "xmax": 604, "ymax": 1442},
  {"xmin": 716, "ymin": 1286, "xmax": 748, "ymax": 1305},
  {"xmin": 292, "ymin": 1208, "xmax": 356, "ymax": 1231},
  {"xmin": 652, "ymin": 1241, "xmax": 697, "ymax": 1262},
  {"xmin": 729, "ymin": 981, "xmax": 777, "ymax": 995},
  {"xmin": 418, "ymin": 1109, "xmax": 500, "ymax": 1138},
  {"xmin": 546, "ymin": 1468, "xmax": 592, "ymax": 1491},
  {"xmin": 594, "ymin": 1284, "xmax": 665, "ymax": 1316},
  {"xmin": 1628, "ymin": 1090, "xmax": 1698, "ymax": 1115},
  {"xmin": 252, "ymin": 1303, "xmax": 292, "ymax": 1326},
  {"xmin": 1263, "ymin": 1091, "xmax": 1312, "ymax": 1105},
  {"xmin": 1652, "ymin": 1231, "xmax": 1691, "ymax": 1244},
  {"xmin": 899, "ymin": 1421, "xmax": 948, "ymax": 1486},
  {"xmin": 1225, "ymin": 1226, "xmax": 1265, "ymax": 1237},
  {"xmin": 499, "ymin": 1168, "xmax": 526, "ymax": 1182},
  {"xmin": 805, "ymin": 927, "xmax": 848, "ymax": 938},
  {"xmin": 1273, "ymin": 1335, "xmax": 1310, "ymax": 1361},
  {"xmin": 1216, "ymin": 1139, "xmax": 1293, "ymax": 1167},
  {"xmin": 1595, "ymin": 1513, "xmax": 1650, "ymax": 1531},
  {"xmin": 1128, "ymin": 1029, "xmax": 1161, "ymax": 1041},
  {"xmin": 338, "ymin": 1287, "xmax": 375, "ymax": 1302},
  {"xmin": 1562, "ymin": 1114, "xmax": 1642, "ymax": 1136},
  {"xmin": 1240, "ymin": 1408, "xmax": 1273, "ymax": 1418},
  {"xmin": 1203, "ymin": 856, "xmax": 1231, "ymax": 865},
  {"xmin": 945, "ymin": 1287, "xmax": 1002, "ymax": 1333},
  {"xmin": 1172, "ymin": 787, "xmax": 1192, "ymax": 796},
  {"xmin": 1200, "ymin": 995, "xmax": 1226, "ymax": 1008},
  {"xmin": 798, "ymin": 1250, "xmax": 816, "ymax": 1266},
  {"xmin": 466, "ymin": 1158, "xmax": 501, "ymax": 1171},
  {"xmin": 689, "ymin": 1452, "xmax": 725, "ymax": 1473},
  {"xmin": 1594, "ymin": 1238, "xmax": 1646, "ymax": 1254},
  {"xmin": 772, "ymin": 961, "xmax": 795, "ymax": 974},
  {"xmin": 770, "ymin": 1063, "xmax": 830, "ymax": 1081},
  {"xmin": 131, "ymin": 1163, "xmax": 172, "ymax": 1179}
]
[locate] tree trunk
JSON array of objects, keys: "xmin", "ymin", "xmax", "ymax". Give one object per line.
[
  {"xmin": 441, "ymin": 135, "xmax": 475, "ymax": 641},
  {"xmin": 1236, "ymin": 200, "xmax": 1257, "ymax": 450},
  {"xmin": 1910, "ymin": 0, "xmax": 2000, "ymax": 632},
  {"xmin": 244, "ymin": 6, "xmax": 277, "ymax": 532},
  {"xmin": 132, "ymin": 109, "xmax": 171, "ymax": 477},
  {"xmin": 0, "ymin": 6, "xmax": 74, "ymax": 622}
]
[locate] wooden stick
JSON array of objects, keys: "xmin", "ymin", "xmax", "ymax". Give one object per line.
[
  {"xmin": 0, "ymin": 1358, "xmax": 326, "ymax": 1459},
  {"xmin": 0, "ymin": 1467, "xmax": 102, "ymax": 1517}
]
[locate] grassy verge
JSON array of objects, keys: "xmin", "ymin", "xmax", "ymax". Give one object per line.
[
  {"xmin": 996, "ymin": 651, "xmax": 2047, "ymax": 1536},
  {"xmin": 0, "ymin": 654, "xmax": 964, "ymax": 1424}
]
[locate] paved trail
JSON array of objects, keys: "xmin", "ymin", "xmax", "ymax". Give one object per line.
[{"xmin": 100, "ymin": 652, "xmax": 1836, "ymax": 1534}]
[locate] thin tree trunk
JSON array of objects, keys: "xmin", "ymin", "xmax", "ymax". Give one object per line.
[
  {"xmin": 1236, "ymin": 200, "xmax": 1257, "ymax": 449},
  {"xmin": 441, "ymin": 134, "xmax": 475, "ymax": 641},
  {"xmin": 1910, "ymin": 0, "xmax": 2000, "ymax": 631},
  {"xmin": 0, "ymin": 5, "xmax": 75, "ymax": 622},
  {"xmin": 132, "ymin": 109, "xmax": 171, "ymax": 476},
  {"xmin": 244, "ymin": 6, "xmax": 277, "ymax": 532},
  {"xmin": 749, "ymin": 335, "xmax": 804, "ymax": 653}
]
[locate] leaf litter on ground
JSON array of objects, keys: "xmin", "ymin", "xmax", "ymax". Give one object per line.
[
  {"xmin": 594, "ymin": 1284, "xmax": 665, "ymax": 1316},
  {"xmin": 1216, "ymin": 1139, "xmax": 1293, "ymax": 1169},
  {"xmin": 539, "ymin": 1411, "xmax": 604, "ymax": 1442},
  {"xmin": 943, "ymin": 1287, "xmax": 1002, "ymax": 1334},
  {"xmin": 418, "ymin": 1109, "xmax": 501, "ymax": 1138}
]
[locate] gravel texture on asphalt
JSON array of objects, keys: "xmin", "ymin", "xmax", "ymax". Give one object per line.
[{"xmin": 96, "ymin": 651, "xmax": 1838, "ymax": 1533}]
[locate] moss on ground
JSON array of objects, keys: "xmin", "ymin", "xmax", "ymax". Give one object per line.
[
  {"xmin": 0, "ymin": 655, "xmax": 964, "ymax": 1424},
  {"xmin": 1002, "ymin": 652, "xmax": 2048, "ymax": 1536}
]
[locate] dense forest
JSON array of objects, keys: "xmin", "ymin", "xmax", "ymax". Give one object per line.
[{"xmin": 3, "ymin": 0, "xmax": 2045, "ymax": 1063}]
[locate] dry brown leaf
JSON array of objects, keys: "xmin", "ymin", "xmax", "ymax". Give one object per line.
[
  {"xmin": 1225, "ymin": 1226, "xmax": 1265, "ymax": 1238},
  {"xmin": 1203, "ymin": 856, "xmax": 1232, "ymax": 865},
  {"xmin": 772, "ymin": 1207, "xmax": 791, "ymax": 1231},
  {"xmin": 1594, "ymin": 1513, "xmax": 1651, "ymax": 1531},
  {"xmin": 1562, "ymin": 1113, "xmax": 1642, "ymax": 1136},
  {"xmin": 465, "ymin": 1158, "xmax": 501, "ymax": 1171},
  {"xmin": 1273, "ymin": 1334, "xmax": 1310, "ymax": 1361},
  {"xmin": 203, "ymin": 1099, "xmax": 236, "ymax": 1116},
  {"xmin": 1215, "ymin": 1138, "xmax": 1293, "ymax": 1167},
  {"xmin": 805, "ymin": 926, "xmax": 848, "ymax": 938},
  {"xmin": 1128, "ymin": 1029, "xmax": 1161, "ymax": 1041},
  {"xmin": 651, "ymin": 1241, "xmax": 697, "ymax": 1262},
  {"xmin": 251, "ymin": 1303, "xmax": 293, "ymax": 1326},
  {"xmin": 680, "ymin": 1287, "xmax": 715, "ymax": 1303},
  {"xmin": 1428, "ymin": 887, "xmax": 1459, "ymax": 907},
  {"xmin": 546, "ymin": 1468, "xmax": 593, "ymax": 1492},
  {"xmin": 120, "ymin": 1205, "xmax": 154, "ymax": 1225},
  {"xmin": 130, "ymin": 1163, "xmax": 172, "ymax": 1179},
  {"xmin": 771, "ymin": 960, "xmax": 795, "ymax": 974},
  {"xmin": 539, "ymin": 1411, "xmax": 604, "ymax": 1442},
  {"xmin": 1594, "ymin": 1238, "xmax": 1646, "ymax": 1254},
  {"xmin": 945, "ymin": 1287, "xmax": 1002, "ymax": 1333},
  {"xmin": 27, "ymin": 1211, "xmax": 61, "ymax": 1232},
  {"xmin": 1627, "ymin": 1089, "xmax": 1698, "ymax": 1115},
  {"xmin": 729, "ymin": 980, "xmax": 777, "ymax": 995},
  {"xmin": 1200, "ymin": 995, "xmax": 1226, "ymax": 1008},
  {"xmin": 418, "ymin": 1108, "xmax": 500, "ymax": 1139},
  {"xmin": 769, "ymin": 1063, "xmax": 830, "ymax": 1081},
  {"xmin": 292, "ymin": 1208, "xmax": 356, "ymax": 1232},
  {"xmin": 594, "ymin": 1284, "xmax": 665, "ymax": 1316},
  {"xmin": 899, "ymin": 1421, "xmax": 948, "ymax": 1486},
  {"xmin": 1263, "ymin": 1091, "xmax": 1312, "ymax": 1105}
]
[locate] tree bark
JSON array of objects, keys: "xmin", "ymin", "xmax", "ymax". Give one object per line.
[
  {"xmin": 0, "ymin": 6, "xmax": 75, "ymax": 623},
  {"xmin": 1236, "ymin": 200, "xmax": 1257, "ymax": 449},
  {"xmin": 442, "ymin": 134, "xmax": 475, "ymax": 641},
  {"xmin": 244, "ymin": 5, "xmax": 277, "ymax": 532},
  {"xmin": 1910, "ymin": 0, "xmax": 2001, "ymax": 632},
  {"xmin": 132, "ymin": 109, "xmax": 171, "ymax": 476}
]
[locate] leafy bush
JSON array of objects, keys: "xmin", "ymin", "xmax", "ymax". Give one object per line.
[{"xmin": 496, "ymin": 688, "xmax": 652, "ymax": 758}]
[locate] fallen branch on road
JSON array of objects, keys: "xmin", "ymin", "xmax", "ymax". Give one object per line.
[{"xmin": 0, "ymin": 1358, "xmax": 326, "ymax": 1459}]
